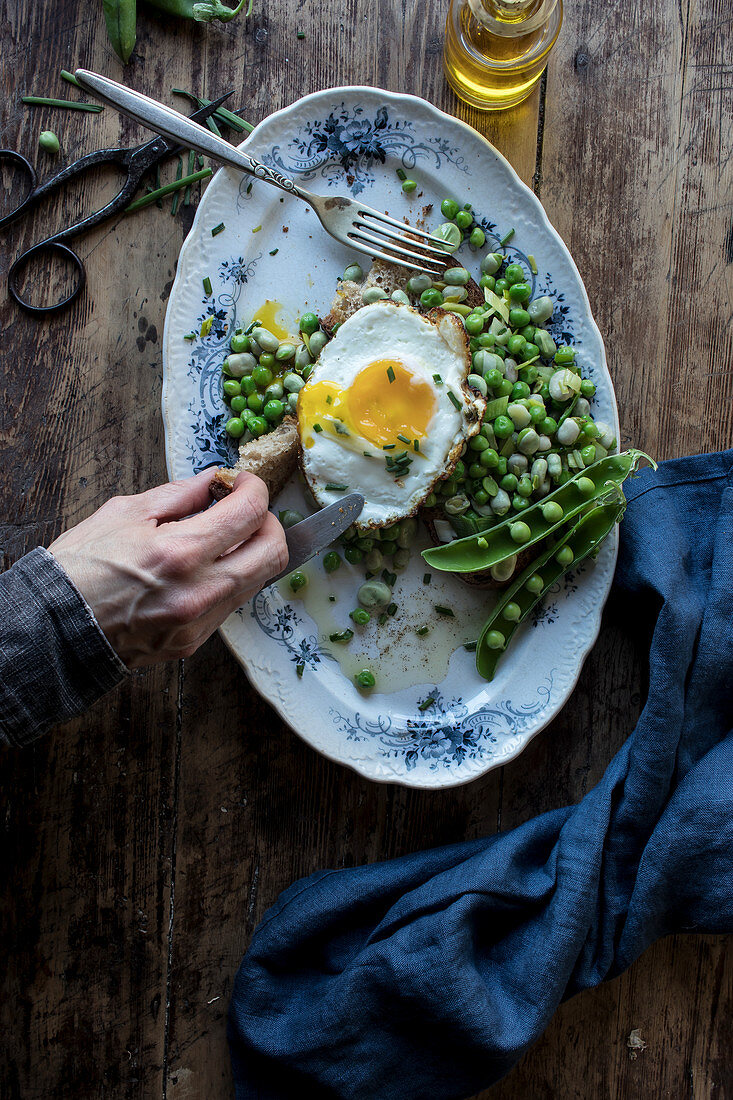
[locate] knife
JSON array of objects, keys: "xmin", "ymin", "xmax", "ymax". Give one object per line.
[{"xmin": 264, "ymin": 493, "xmax": 365, "ymax": 587}]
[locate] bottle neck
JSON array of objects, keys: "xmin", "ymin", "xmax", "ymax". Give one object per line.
[{"xmin": 467, "ymin": 0, "xmax": 558, "ymax": 35}]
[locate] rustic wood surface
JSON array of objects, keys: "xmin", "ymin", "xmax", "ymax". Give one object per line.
[{"xmin": 0, "ymin": 0, "xmax": 731, "ymax": 1097}]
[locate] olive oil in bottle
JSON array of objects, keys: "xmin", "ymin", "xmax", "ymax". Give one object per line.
[{"xmin": 444, "ymin": 0, "xmax": 563, "ymax": 111}]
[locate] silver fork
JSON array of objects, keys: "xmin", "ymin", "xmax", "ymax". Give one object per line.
[{"xmin": 74, "ymin": 70, "xmax": 451, "ymax": 277}]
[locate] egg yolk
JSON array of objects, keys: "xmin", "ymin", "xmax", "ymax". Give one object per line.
[{"xmin": 299, "ymin": 359, "xmax": 436, "ymax": 449}]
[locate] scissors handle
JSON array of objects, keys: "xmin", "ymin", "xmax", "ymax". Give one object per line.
[{"xmin": 8, "ymin": 239, "xmax": 86, "ymax": 316}]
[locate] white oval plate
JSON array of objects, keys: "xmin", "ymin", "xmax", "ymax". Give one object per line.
[{"xmin": 162, "ymin": 87, "xmax": 619, "ymax": 789}]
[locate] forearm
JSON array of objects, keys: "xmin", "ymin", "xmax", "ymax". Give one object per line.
[{"xmin": 0, "ymin": 547, "xmax": 128, "ymax": 748}]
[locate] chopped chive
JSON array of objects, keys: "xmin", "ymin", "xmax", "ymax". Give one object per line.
[
  {"xmin": 363, "ymin": 451, "xmax": 373, "ymax": 457},
  {"xmin": 329, "ymin": 628, "xmax": 354, "ymax": 643},
  {"xmin": 385, "ymin": 456, "xmax": 395, "ymax": 468},
  {"xmin": 387, "ymin": 602, "xmax": 398, "ymax": 616},
  {"xmin": 125, "ymin": 168, "xmax": 212, "ymax": 213},
  {"xmin": 246, "ymin": 181, "xmax": 253, "ymax": 194},
  {"xmin": 413, "ymin": 439, "xmax": 420, "ymax": 452},
  {"xmin": 434, "ymin": 604, "xmax": 454, "ymax": 617},
  {"xmin": 500, "ymin": 227, "xmax": 515, "ymax": 246},
  {"xmin": 447, "ymin": 390, "xmax": 462, "ymax": 411},
  {"xmin": 325, "ymin": 483, "xmax": 348, "ymax": 491},
  {"xmin": 212, "ymin": 222, "xmax": 225, "ymax": 236},
  {"xmin": 170, "ymin": 157, "xmax": 183, "ymax": 216},
  {"xmin": 383, "ymin": 444, "xmax": 395, "ymax": 450},
  {"xmin": 433, "ymin": 373, "xmax": 443, "ymax": 385},
  {"xmin": 183, "ymin": 331, "xmax": 197, "ymax": 341},
  {"xmin": 418, "ymin": 696, "xmax": 435, "ymax": 711},
  {"xmin": 326, "ymin": 395, "xmax": 333, "ymax": 404},
  {"xmin": 397, "ymin": 433, "xmax": 411, "ymax": 445},
  {"xmin": 200, "ymin": 317, "xmax": 214, "ymax": 337},
  {"xmin": 197, "ymin": 155, "xmax": 205, "ymax": 169},
  {"xmin": 296, "ymin": 661, "xmax": 305, "ymax": 678},
  {"xmin": 382, "ymin": 569, "xmax": 396, "ymax": 587},
  {"xmin": 203, "ymin": 276, "xmax": 212, "ymax": 296},
  {"xmin": 416, "ymin": 626, "xmax": 429, "ymax": 636},
  {"xmin": 206, "ymin": 114, "xmax": 223, "ymax": 138},
  {"xmin": 297, "ymin": 29, "xmax": 306, "ymax": 38},
  {"xmin": 387, "ymin": 365, "xmax": 396, "ymax": 383},
  {"xmin": 313, "ymin": 423, "xmax": 323, "ymax": 433},
  {"xmin": 21, "ymin": 96, "xmax": 103, "ymax": 112},
  {"xmin": 378, "ymin": 612, "xmax": 389, "ymax": 625},
  {"xmin": 269, "ymin": 248, "xmax": 279, "ymax": 255},
  {"xmin": 328, "ymin": 595, "xmax": 336, "ymax": 602},
  {"xmin": 252, "ymin": 225, "xmax": 262, "ymax": 233},
  {"xmin": 463, "ymin": 641, "xmax": 477, "ymax": 652},
  {"xmin": 334, "ymin": 422, "xmax": 349, "ymax": 435},
  {"xmin": 423, "ymin": 573, "xmax": 431, "ymax": 584},
  {"xmin": 528, "ymin": 253, "xmax": 538, "ymax": 274},
  {"xmin": 396, "ymin": 168, "xmax": 407, "ymax": 181},
  {"xmin": 60, "ymin": 69, "xmax": 83, "ymax": 89},
  {"xmin": 184, "ymin": 150, "xmax": 196, "ymax": 206}
]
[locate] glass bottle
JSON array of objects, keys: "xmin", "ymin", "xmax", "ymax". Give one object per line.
[{"xmin": 444, "ymin": 0, "xmax": 563, "ymax": 111}]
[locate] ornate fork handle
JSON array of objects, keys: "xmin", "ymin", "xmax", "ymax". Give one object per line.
[{"xmin": 240, "ymin": 154, "xmax": 299, "ymax": 195}]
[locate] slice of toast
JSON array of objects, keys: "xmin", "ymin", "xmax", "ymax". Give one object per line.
[{"xmin": 209, "ymin": 416, "xmax": 299, "ymax": 501}]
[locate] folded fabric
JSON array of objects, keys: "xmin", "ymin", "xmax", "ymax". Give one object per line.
[{"xmin": 229, "ymin": 450, "xmax": 733, "ymax": 1100}]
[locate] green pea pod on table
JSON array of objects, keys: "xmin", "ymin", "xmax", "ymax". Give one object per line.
[
  {"xmin": 422, "ymin": 449, "xmax": 655, "ymax": 574},
  {"xmin": 102, "ymin": 0, "xmax": 137, "ymax": 64},
  {"xmin": 143, "ymin": 0, "xmax": 252, "ymax": 21},
  {"xmin": 475, "ymin": 493, "xmax": 627, "ymax": 681}
]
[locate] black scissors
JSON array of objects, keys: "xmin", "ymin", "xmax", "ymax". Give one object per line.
[{"xmin": 0, "ymin": 91, "xmax": 234, "ymax": 316}]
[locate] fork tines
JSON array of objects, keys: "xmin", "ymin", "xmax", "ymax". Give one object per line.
[{"xmin": 349, "ymin": 209, "xmax": 450, "ymax": 276}]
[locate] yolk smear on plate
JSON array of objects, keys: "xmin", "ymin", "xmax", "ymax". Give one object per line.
[{"xmin": 249, "ymin": 300, "xmax": 294, "ymax": 342}]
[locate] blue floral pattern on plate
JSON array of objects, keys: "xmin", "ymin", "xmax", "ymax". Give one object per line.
[{"xmin": 162, "ymin": 87, "xmax": 620, "ymax": 789}]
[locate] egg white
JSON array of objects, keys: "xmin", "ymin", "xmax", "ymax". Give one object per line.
[{"xmin": 297, "ymin": 301, "xmax": 484, "ymax": 527}]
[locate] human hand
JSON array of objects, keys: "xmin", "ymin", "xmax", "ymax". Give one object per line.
[{"xmin": 49, "ymin": 471, "xmax": 288, "ymax": 668}]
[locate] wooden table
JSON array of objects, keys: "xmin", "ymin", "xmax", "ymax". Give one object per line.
[{"xmin": 1, "ymin": 1, "xmax": 731, "ymax": 1096}]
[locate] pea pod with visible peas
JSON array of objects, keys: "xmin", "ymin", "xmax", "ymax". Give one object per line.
[
  {"xmin": 422, "ymin": 450, "xmax": 654, "ymax": 573},
  {"xmin": 475, "ymin": 496, "xmax": 626, "ymax": 681}
]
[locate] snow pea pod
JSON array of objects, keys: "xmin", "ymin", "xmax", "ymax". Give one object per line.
[
  {"xmin": 144, "ymin": 0, "xmax": 250, "ymax": 21},
  {"xmin": 476, "ymin": 495, "xmax": 626, "ymax": 681},
  {"xmin": 103, "ymin": 0, "xmax": 136, "ymax": 63},
  {"xmin": 422, "ymin": 449, "xmax": 653, "ymax": 573}
]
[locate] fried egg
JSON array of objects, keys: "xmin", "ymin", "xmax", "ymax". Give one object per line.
[{"xmin": 297, "ymin": 301, "xmax": 485, "ymax": 527}]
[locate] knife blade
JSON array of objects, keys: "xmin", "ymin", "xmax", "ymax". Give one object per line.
[{"xmin": 264, "ymin": 493, "xmax": 365, "ymax": 587}]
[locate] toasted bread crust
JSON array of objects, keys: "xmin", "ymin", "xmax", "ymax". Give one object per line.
[{"xmin": 208, "ymin": 416, "xmax": 299, "ymax": 502}]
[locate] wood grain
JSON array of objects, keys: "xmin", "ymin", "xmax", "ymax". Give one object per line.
[{"xmin": 0, "ymin": 0, "xmax": 730, "ymax": 1097}]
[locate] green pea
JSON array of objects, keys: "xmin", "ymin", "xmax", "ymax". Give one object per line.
[
  {"xmin": 479, "ymin": 276, "xmax": 496, "ymax": 292},
  {"xmin": 468, "ymin": 433, "xmax": 490, "ymax": 452},
  {"xmin": 249, "ymin": 416, "xmax": 268, "ymax": 437},
  {"xmin": 529, "ymin": 404, "xmax": 546, "ymax": 424},
  {"xmin": 356, "ymin": 537, "xmax": 375, "ymax": 552},
  {"xmin": 247, "ymin": 393, "xmax": 264, "ymax": 413},
  {"xmin": 576, "ymin": 476, "xmax": 596, "ymax": 497},
  {"xmin": 380, "ymin": 540, "xmax": 397, "ymax": 558},
  {"xmin": 496, "ymin": 456, "xmax": 508, "ymax": 476},
  {"xmin": 485, "ymin": 368, "xmax": 503, "ymax": 390},
  {"xmin": 441, "ymin": 198, "xmax": 460, "ymax": 220},
  {"xmin": 420, "ymin": 287, "xmax": 444, "ymax": 308},
  {"xmin": 482, "ymin": 475, "xmax": 499, "ymax": 496},
  {"xmin": 521, "ymin": 343, "xmax": 540, "ymax": 362},
  {"xmin": 350, "ymin": 608, "xmax": 371, "ymax": 625},
  {"xmin": 469, "ymin": 226, "xmax": 485, "ymax": 248},
  {"xmin": 494, "ymin": 278, "xmax": 509, "ymax": 295},
  {"xmin": 481, "ymin": 252, "xmax": 504, "ymax": 275},
  {"xmin": 343, "ymin": 263, "xmax": 364, "ymax": 282},
  {"xmin": 516, "ymin": 474, "xmax": 533, "ymax": 498},
  {"xmin": 38, "ymin": 129, "xmax": 60, "ymax": 154},
  {"xmin": 480, "ymin": 447, "xmax": 499, "ymax": 469},
  {"xmin": 264, "ymin": 399, "xmax": 285, "ymax": 422},
  {"xmin": 453, "ymin": 459, "xmax": 466, "ymax": 480},
  {"xmin": 509, "ymin": 308, "xmax": 530, "ymax": 328},
  {"xmin": 556, "ymin": 546, "xmax": 574, "ymax": 566},
  {"xmin": 465, "ymin": 314, "xmax": 484, "ymax": 336},
  {"xmin": 265, "ymin": 381, "xmax": 284, "ymax": 400},
  {"xmin": 423, "ymin": 492, "xmax": 438, "ymax": 507},
  {"xmin": 473, "ymin": 488, "xmax": 489, "ymax": 505},
  {"xmin": 355, "ymin": 669, "xmax": 376, "ymax": 689},
  {"xmin": 541, "ymin": 501, "xmax": 564, "ymax": 523},
  {"xmin": 277, "ymin": 510, "xmax": 303, "ymax": 531},
  {"xmin": 223, "ymin": 378, "xmax": 242, "ymax": 398},
  {"xmin": 455, "ymin": 209, "xmax": 473, "ymax": 229},
  {"xmin": 467, "ymin": 462, "xmax": 484, "ymax": 480},
  {"xmin": 435, "ymin": 222, "xmax": 462, "ymax": 252},
  {"xmin": 402, "ymin": 178, "xmax": 417, "ymax": 193},
  {"xmin": 512, "ymin": 494, "xmax": 530, "ymax": 511},
  {"xmin": 230, "ymin": 332, "xmax": 250, "ymax": 353},
  {"xmin": 526, "ymin": 574, "xmax": 544, "ymax": 594},
  {"xmin": 231, "ymin": 395, "xmax": 248, "ymax": 414},
  {"xmin": 511, "ymin": 380, "xmax": 531, "ymax": 400},
  {"xmin": 580, "ymin": 379, "xmax": 596, "ymax": 397},
  {"xmin": 500, "ymin": 473, "xmax": 518, "ymax": 492},
  {"xmin": 299, "ymin": 312, "xmax": 320, "ymax": 335},
  {"xmin": 503, "ymin": 602, "xmax": 521, "ymax": 622},
  {"xmin": 225, "ymin": 417, "xmax": 245, "ymax": 438},
  {"xmin": 504, "ymin": 263, "xmax": 524, "ymax": 285},
  {"xmin": 540, "ymin": 416, "xmax": 557, "ymax": 435},
  {"xmin": 485, "ymin": 630, "xmax": 505, "ymax": 650},
  {"xmin": 507, "ymin": 334, "xmax": 526, "ymax": 356},
  {"xmin": 344, "ymin": 546, "xmax": 364, "ymax": 565},
  {"xmin": 289, "ymin": 570, "xmax": 308, "ymax": 592},
  {"xmin": 493, "ymin": 415, "xmax": 514, "ymax": 439},
  {"xmin": 478, "ymin": 333, "xmax": 496, "ymax": 347},
  {"xmin": 508, "ymin": 282, "xmax": 531, "ymax": 304},
  {"xmin": 258, "ymin": 353, "xmax": 275, "ymax": 370},
  {"xmin": 323, "ymin": 551, "xmax": 341, "ymax": 573},
  {"xmin": 518, "ymin": 324, "xmax": 536, "ymax": 342},
  {"xmin": 253, "ymin": 365, "xmax": 273, "ymax": 386},
  {"xmin": 554, "ymin": 345, "xmax": 576, "ymax": 365},
  {"xmin": 581, "ymin": 444, "xmax": 597, "ymax": 465}
]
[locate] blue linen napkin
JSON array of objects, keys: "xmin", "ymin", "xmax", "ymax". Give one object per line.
[{"xmin": 228, "ymin": 450, "xmax": 733, "ymax": 1100}]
